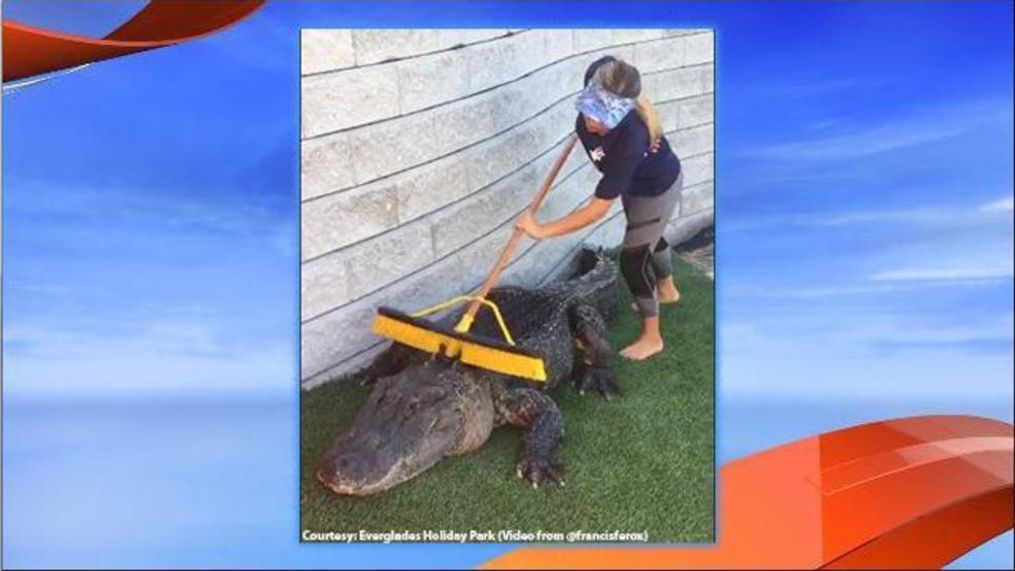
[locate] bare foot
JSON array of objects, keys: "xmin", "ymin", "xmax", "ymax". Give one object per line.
[
  {"xmin": 629, "ymin": 287, "xmax": 680, "ymax": 313},
  {"xmin": 659, "ymin": 289, "xmax": 681, "ymax": 304},
  {"xmin": 620, "ymin": 335, "xmax": 664, "ymax": 360},
  {"xmin": 658, "ymin": 278, "xmax": 681, "ymax": 305}
]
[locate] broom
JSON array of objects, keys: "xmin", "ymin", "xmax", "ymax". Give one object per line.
[{"xmin": 370, "ymin": 134, "xmax": 579, "ymax": 381}]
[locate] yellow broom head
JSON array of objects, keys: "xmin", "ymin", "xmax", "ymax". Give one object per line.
[{"xmin": 370, "ymin": 308, "xmax": 547, "ymax": 382}]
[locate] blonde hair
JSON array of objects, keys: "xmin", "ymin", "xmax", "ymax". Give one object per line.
[
  {"xmin": 635, "ymin": 96, "xmax": 663, "ymax": 146},
  {"xmin": 597, "ymin": 59, "xmax": 663, "ymax": 145}
]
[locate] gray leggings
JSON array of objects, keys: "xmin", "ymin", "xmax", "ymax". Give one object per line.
[{"xmin": 620, "ymin": 172, "xmax": 683, "ymax": 317}]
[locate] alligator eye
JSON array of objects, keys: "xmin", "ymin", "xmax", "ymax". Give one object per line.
[
  {"xmin": 403, "ymin": 400, "xmax": 420, "ymax": 419},
  {"xmin": 429, "ymin": 417, "xmax": 444, "ymax": 431}
]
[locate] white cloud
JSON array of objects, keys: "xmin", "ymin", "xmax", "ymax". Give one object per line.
[
  {"xmin": 752, "ymin": 77, "xmax": 879, "ymax": 99},
  {"xmin": 720, "ymin": 315, "xmax": 1014, "ymax": 401},
  {"xmin": 726, "ymin": 193, "xmax": 1014, "ymax": 233},
  {"xmin": 813, "ymin": 195, "xmax": 1013, "ymax": 227},
  {"xmin": 755, "ymin": 122, "xmax": 968, "ymax": 162},
  {"xmin": 870, "ymin": 263, "xmax": 1013, "ymax": 283},
  {"xmin": 3, "ymin": 317, "xmax": 294, "ymax": 397},
  {"xmin": 873, "ymin": 316, "xmax": 1014, "ymax": 345},
  {"xmin": 744, "ymin": 97, "xmax": 1012, "ymax": 162},
  {"xmin": 8, "ymin": 181, "xmax": 285, "ymax": 238},
  {"xmin": 981, "ymin": 196, "xmax": 1015, "ymax": 213},
  {"xmin": 738, "ymin": 278, "xmax": 1007, "ymax": 300}
]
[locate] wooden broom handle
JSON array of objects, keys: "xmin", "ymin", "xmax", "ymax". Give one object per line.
[{"xmin": 459, "ymin": 134, "xmax": 579, "ymax": 328}]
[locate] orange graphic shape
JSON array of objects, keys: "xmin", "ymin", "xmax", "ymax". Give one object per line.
[
  {"xmin": 3, "ymin": 0, "xmax": 264, "ymax": 82},
  {"xmin": 484, "ymin": 415, "xmax": 1014, "ymax": 569}
]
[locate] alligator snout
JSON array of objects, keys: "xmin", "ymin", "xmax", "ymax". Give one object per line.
[{"xmin": 316, "ymin": 451, "xmax": 370, "ymax": 495}]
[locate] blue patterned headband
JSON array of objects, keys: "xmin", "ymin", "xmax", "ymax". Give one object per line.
[{"xmin": 574, "ymin": 69, "xmax": 636, "ymax": 129}]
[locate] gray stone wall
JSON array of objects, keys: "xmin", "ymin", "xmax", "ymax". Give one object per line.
[{"xmin": 301, "ymin": 29, "xmax": 715, "ymax": 388}]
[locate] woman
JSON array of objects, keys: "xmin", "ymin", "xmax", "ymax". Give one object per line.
[{"xmin": 516, "ymin": 56, "xmax": 683, "ymax": 361}]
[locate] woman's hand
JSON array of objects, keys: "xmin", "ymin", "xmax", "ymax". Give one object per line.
[
  {"xmin": 516, "ymin": 198, "xmax": 612, "ymax": 240},
  {"xmin": 515, "ymin": 212, "xmax": 546, "ymax": 239}
]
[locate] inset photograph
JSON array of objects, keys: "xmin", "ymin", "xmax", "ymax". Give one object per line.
[{"xmin": 299, "ymin": 28, "xmax": 715, "ymax": 543}]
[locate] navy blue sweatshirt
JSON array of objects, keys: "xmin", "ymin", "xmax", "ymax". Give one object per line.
[{"xmin": 575, "ymin": 111, "xmax": 681, "ymax": 199}]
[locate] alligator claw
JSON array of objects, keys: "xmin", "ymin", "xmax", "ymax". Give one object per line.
[
  {"xmin": 517, "ymin": 457, "xmax": 566, "ymax": 488},
  {"xmin": 575, "ymin": 367, "xmax": 620, "ymax": 401}
]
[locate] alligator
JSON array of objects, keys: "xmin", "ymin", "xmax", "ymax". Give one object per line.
[{"xmin": 316, "ymin": 248, "xmax": 621, "ymax": 496}]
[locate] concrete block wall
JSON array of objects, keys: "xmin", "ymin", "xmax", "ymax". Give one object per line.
[{"xmin": 301, "ymin": 29, "xmax": 715, "ymax": 388}]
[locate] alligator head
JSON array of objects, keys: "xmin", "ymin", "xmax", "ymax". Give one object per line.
[{"xmin": 316, "ymin": 360, "xmax": 491, "ymax": 496}]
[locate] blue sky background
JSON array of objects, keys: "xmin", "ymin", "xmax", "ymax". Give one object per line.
[{"xmin": 2, "ymin": 1, "xmax": 1012, "ymax": 569}]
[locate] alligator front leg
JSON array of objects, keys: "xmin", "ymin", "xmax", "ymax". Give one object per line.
[
  {"xmin": 570, "ymin": 303, "xmax": 620, "ymax": 400},
  {"xmin": 494, "ymin": 387, "xmax": 565, "ymax": 488}
]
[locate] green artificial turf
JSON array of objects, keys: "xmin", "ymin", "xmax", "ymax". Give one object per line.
[{"xmin": 300, "ymin": 255, "xmax": 714, "ymax": 542}]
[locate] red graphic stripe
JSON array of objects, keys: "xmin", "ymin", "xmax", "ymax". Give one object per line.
[
  {"xmin": 2, "ymin": 0, "xmax": 264, "ymax": 82},
  {"xmin": 483, "ymin": 415, "xmax": 1014, "ymax": 569}
]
